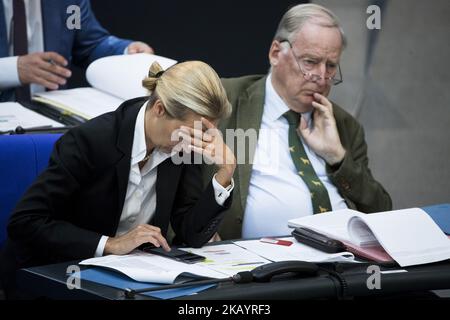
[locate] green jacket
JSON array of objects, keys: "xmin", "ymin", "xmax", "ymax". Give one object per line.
[{"xmin": 205, "ymin": 75, "xmax": 392, "ymax": 240}]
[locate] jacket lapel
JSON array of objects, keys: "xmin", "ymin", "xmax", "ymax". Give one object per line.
[
  {"xmin": 114, "ymin": 98, "xmax": 146, "ymax": 231},
  {"xmin": 235, "ymin": 76, "xmax": 266, "ymax": 212},
  {"xmin": 153, "ymin": 159, "xmax": 182, "ymax": 235},
  {"xmin": 41, "ymin": 0, "xmax": 61, "ymax": 52}
]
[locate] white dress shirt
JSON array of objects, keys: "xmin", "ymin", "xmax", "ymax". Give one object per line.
[
  {"xmin": 0, "ymin": 0, "xmax": 45, "ymax": 94},
  {"xmin": 95, "ymin": 102, "xmax": 234, "ymax": 256},
  {"xmin": 242, "ymin": 74, "xmax": 347, "ymax": 239}
]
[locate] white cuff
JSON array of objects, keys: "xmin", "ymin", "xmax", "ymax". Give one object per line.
[
  {"xmin": 212, "ymin": 174, "xmax": 234, "ymax": 206},
  {"xmin": 94, "ymin": 236, "xmax": 109, "ymax": 257},
  {"xmin": 0, "ymin": 56, "xmax": 21, "ymax": 89}
]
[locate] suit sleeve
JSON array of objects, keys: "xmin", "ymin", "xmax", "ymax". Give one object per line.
[
  {"xmin": 7, "ymin": 131, "xmax": 102, "ymax": 261},
  {"xmin": 170, "ymin": 164, "xmax": 232, "ymax": 248},
  {"xmin": 327, "ymin": 123, "xmax": 393, "ymax": 213},
  {"xmin": 71, "ymin": 0, "xmax": 132, "ymax": 67}
]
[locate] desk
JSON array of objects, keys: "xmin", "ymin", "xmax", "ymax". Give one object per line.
[{"xmin": 16, "ymin": 259, "xmax": 450, "ymax": 300}]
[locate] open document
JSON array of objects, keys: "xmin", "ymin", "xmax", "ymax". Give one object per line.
[
  {"xmin": 80, "ymin": 244, "xmax": 273, "ymax": 284},
  {"xmin": 32, "ymin": 53, "xmax": 177, "ymax": 121},
  {"xmin": 288, "ymin": 208, "xmax": 450, "ymax": 267},
  {"xmin": 80, "ymin": 251, "xmax": 224, "ymax": 284},
  {"xmin": 80, "ymin": 240, "xmax": 360, "ymax": 286},
  {"xmin": 183, "ymin": 244, "xmax": 272, "ymax": 276},
  {"xmin": 0, "ymin": 102, "xmax": 64, "ymax": 132}
]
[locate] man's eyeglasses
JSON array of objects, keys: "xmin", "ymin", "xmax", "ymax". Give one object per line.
[{"xmin": 280, "ymin": 40, "xmax": 343, "ymax": 86}]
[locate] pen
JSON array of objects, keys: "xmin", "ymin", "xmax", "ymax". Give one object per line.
[
  {"xmin": 260, "ymin": 238, "xmax": 293, "ymax": 246},
  {"xmin": 232, "ymin": 261, "xmax": 265, "ymax": 267}
]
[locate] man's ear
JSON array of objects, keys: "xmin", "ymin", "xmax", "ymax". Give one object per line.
[
  {"xmin": 153, "ymin": 99, "xmax": 166, "ymax": 118},
  {"xmin": 269, "ymin": 40, "xmax": 283, "ymax": 67}
]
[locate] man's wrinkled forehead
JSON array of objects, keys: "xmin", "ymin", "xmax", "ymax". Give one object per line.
[{"xmin": 292, "ymin": 21, "xmax": 343, "ymax": 58}]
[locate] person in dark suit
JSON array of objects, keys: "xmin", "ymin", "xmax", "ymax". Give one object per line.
[
  {"xmin": 2, "ymin": 60, "xmax": 236, "ymax": 297},
  {"xmin": 0, "ymin": 0, "xmax": 152, "ymax": 102}
]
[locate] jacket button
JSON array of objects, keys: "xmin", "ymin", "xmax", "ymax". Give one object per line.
[
  {"xmin": 341, "ymin": 180, "xmax": 351, "ymax": 191},
  {"xmin": 237, "ymin": 217, "xmax": 243, "ymax": 224}
]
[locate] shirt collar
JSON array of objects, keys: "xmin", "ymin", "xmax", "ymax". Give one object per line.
[
  {"xmin": 131, "ymin": 101, "xmax": 171, "ymax": 167},
  {"xmin": 131, "ymin": 102, "xmax": 150, "ymax": 165},
  {"xmin": 265, "ymin": 74, "xmax": 313, "ymax": 128}
]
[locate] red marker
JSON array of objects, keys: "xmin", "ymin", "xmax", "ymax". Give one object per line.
[{"xmin": 260, "ymin": 237, "xmax": 293, "ymax": 246}]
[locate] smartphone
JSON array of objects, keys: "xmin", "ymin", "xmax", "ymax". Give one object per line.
[
  {"xmin": 141, "ymin": 245, "xmax": 206, "ymax": 264},
  {"xmin": 292, "ymin": 227, "xmax": 346, "ymax": 253}
]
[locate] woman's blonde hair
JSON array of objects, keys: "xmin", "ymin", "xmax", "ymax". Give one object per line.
[{"xmin": 142, "ymin": 61, "xmax": 232, "ymax": 121}]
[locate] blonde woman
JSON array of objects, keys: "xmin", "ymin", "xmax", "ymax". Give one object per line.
[{"xmin": 3, "ymin": 61, "xmax": 235, "ymax": 286}]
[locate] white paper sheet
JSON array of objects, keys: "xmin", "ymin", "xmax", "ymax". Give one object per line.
[
  {"xmin": 34, "ymin": 87, "xmax": 124, "ymax": 120},
  {"xmin": 79, "ymin": 251, "xmax": 225, "ymax": 284},
  {"xmin": 86, "ymin": 53, "xmax": 178, "ymax": 100},
  {"xmin": 183, "ymin": 244, "xmax": 271, "ymax": 276},
  {"xmin": 0, "ymin": 102, "xmax": 63, "ymax": 131},
  {"xmin": 234, "ymin": 237, "xmax": 355, "ymax": 263}
]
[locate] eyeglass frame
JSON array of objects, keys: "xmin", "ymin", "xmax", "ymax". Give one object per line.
[{"xmin": 279, "ymin": 39, "xmax": 343, "ymax": 86}]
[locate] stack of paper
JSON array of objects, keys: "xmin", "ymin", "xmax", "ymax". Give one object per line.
[{"xmin": 0, "ymin": 102, "xmax": 64, "ymax": 132}]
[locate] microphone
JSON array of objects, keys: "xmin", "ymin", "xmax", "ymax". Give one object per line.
[{"xmin": 13, "ymin": 125, "xmax": 73, "ymax": 134}]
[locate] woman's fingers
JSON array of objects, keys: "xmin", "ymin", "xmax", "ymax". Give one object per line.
[
  {"xmin": 180, "ymin": 127, "xmax": 213, "ymax": 142},
  {"xmin": 136, "ymin": 225, "xmax": 171, "ymax": 252},
  {"xmin": 201, "ymin": 117, "xmax": 216, "ymax": 130},
  {"xmin": 178, "ymin": 131, "xmax": 209, "ymax": 149}
]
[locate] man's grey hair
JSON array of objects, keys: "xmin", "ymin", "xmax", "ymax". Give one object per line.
[{"xmin": 273, "ymin": 3, "xmax": 347, "ymax": 49}]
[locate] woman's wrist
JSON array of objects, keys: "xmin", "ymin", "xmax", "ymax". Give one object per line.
[{"xmin": 215, "ymin": 164, "xmax": 236, "ymax": 187}]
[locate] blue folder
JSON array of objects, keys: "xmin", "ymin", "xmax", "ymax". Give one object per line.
[
  {"xmin": 76, "ymin": 268, "xmax": 215, "ymax": 299},
  {"xmin": 422, "ymin": 203, "xmax": 450, "ymax": 235}
]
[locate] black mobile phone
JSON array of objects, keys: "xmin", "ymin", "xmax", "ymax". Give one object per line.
[
  {"xmin": 140, "ymin": 245, "xmax": 206, "ymax": 264},
  {"xmin": 292, "ymin": 227, "xmax": 346, "ymax": 253}
]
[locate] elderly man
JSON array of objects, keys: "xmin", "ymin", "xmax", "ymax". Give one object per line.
[{"xmin": 211, "ymin": 3, "xmax": 392, "ymax": 239}]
